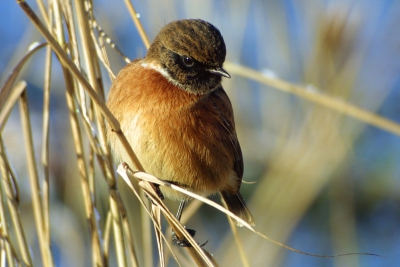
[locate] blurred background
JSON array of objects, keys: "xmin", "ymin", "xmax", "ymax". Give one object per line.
[{"xmin": 1, "ymin": 0, "xmax": 400, "ymax": 266}]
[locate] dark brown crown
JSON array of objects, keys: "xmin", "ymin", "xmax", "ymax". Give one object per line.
[{"xmin": 146, "ymin": 19, "xmax": 228, "ymax": 94}]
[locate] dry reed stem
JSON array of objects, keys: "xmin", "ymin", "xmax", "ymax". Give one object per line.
[
  {"xmin": 72, "ymin": 6, "xmax": 148, "ymax": 258},
  {"xmin": 16, "ymin": 0, "xmax": 121, "ymax": 134},
  {"xmin": 41, "ymin": 44, "xmax": 52, "ymax": 252},
  {"xmin": 225, "ymin": 62, "xmax": 400, "ymax": 137},
  {"xmin": 123, "ymin": 0, "xmax": 151, "ymax": 49},
  {"xmin": 142, "ymin": 187, "xmax": 218, "ymax": 267},
  {"xmin": 109, "ymin": 181, "xmax": 139, "ymax": 266},
  {"xmin": 152, "ymin": 204, "xmax": 164, "ymax": 267},
  {"xmin": 1, "ymin": 80, "xmax": 29, "ymax": 132},
  {"xmin": 134, "ymin": 171, "xmax": 254, "ymax": 229},
  {"xmin": 0, "ymin": 141, "xmax": 17, "ymax": 267},
  {"xmin": 51, "ymin": 1, "xmax": 106, "ymax": 265},
  {"xmin": 163, "ymin": 200, "xmax": 203, "ymax": 265},
  {"xmin": 0, "ymin": 42, "xmax": 47, "ymax": 123},
  {"xmin": 91, "ymin": 36, "xmax": 117, "ymax": 81},
  {"xmin": 118, "ymin": 164, "xmax": 219, "ymax": 267},
  {"xmin": 35, "ymin": 0, "xmax": 49, "ymax": 26},
  {"xmin": 132, "ymin": 168, "xmax": 380, "ymax": 258},
  {"xmin": 102, "ymin": 210, "xmax": 112, "ymax": 263},
  {"xmin": 226, "ymin": 209, "xmax": 250, "ymax": 267},
  {"xmin": 140, "ymin": 199, "xmax": 154, "ymax": 267},
  {"xmin": 0, "ymin": 82, "xmax": 29, "ymax": 264},
  {"xmin": 0, "ymin": 134, "xmax": 32, "ymax": 266},
  {"xmin": 116, "ymin": 166, "xmax": 182, "ymax": 266},
  {"xmin": 73, "ymin": 0, "xmax": 127, "ymax": 265},
  {"xmin": 109, "ymin": 192, "xmax": 127, "ymax": 267},
  {"xmin": 86, "ymin": 2, "xmax": 142, "ymax": 266},
  {"xmin": 20, "ymin": 90, "xmax": 54, "ymax": 266},
  {"xmin": 64, "ymin": 71, "xmax": 105, "ymax": 267},
  {"xmin": 121, "ymin": 214, "xmax": 140, "ymax": 267},
  {"xmin": 14, "ymin": 2, "xmax": 146, "ymax": 265}
]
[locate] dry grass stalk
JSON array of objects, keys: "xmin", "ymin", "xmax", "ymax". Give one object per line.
[
  {"xmin": 225, "ymin": 62, "xmax": 400, "ymax": 137},
  {"xmin": 20, "ymin": 89, "xmax": 53, "ymax": 266}
]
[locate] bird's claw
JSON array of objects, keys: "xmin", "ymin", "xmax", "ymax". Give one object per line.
[{"xmin": 172, "ymin": 228, "xmax": 207, "ymax": 247}]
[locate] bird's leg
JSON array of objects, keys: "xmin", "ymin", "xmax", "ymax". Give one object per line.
[
  {"xmin": 172, "ymin": 201, "xmax": 194, "ymax": 247},
  {"xmin": 175, "ymin": 200, "xmax": 186, "ymax": 222},
  {"xmin": 172, "ymin": 200, "xmax": 208, "ymax": 247}
]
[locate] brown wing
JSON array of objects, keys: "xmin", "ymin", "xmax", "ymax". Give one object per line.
[
  {"xmin": 211, "ymin": 88, "xmax": 255, "ymax": 226},
  {"xmin": 210, "ymin": 87, "xmax": 244, "ymax": 182}
]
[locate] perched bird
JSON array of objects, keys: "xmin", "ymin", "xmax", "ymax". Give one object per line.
[{"xmin": 107, "ymin": 19, "xmax": 254, "ymax": 231}]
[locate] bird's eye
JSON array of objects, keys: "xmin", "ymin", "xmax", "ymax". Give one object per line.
[{"xmin": 181, "ymin": 55, "xmax": 195, "ymax": 67}]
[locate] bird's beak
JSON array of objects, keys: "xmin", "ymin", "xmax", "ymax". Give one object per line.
[{"xmin": 208, "ymin": 67, "xmax": 231, "ymax": 78}]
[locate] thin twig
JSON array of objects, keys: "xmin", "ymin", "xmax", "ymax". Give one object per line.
[
  {"xmin": 17, "ymin": 0, "xmax": 145, "ymax": 180},
  {"xmin": 225, "ymin": 62, "xmax": 400, "ymax": 137},
  {"xmin": 19, "ymin": 90, "xmax": 54, "ymax": 267},
  {"xmin": 0, "ymin": 134, "xmax": 32, "ymax": 266},
  {"xmin": 123, "ymin": 0, "xmax": 150, "ymax": 49},
  {"xmin": 0, "ymin": 87, "xmax": 27, "ymax": 267},
  {"xmin": 63, "ymin": 68, "xmax": 105, "ymax": 267},
  {"xmin": 0, "ymin": 42, "xmax": 47, "ymax": 122},
  {"xmin": 119, "ymin": 164, "xmax": 218, "ymax": 267},
  {"xmin": 131, "ymin": 169, "xmax": 381, "ymax": 259},
  {"xmin": 41, "ymin": 44, "xmax": 52, "ymax": 251},
  {"xmin": 226, "ymin": 211, "xmax": 250, "ymax": 267},
  {"xmin": 0, "ymin": 142, "xmax": 16, "ymax": 267}
]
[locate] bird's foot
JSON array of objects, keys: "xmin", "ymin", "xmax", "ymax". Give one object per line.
[{"xmin": 172, "ymin": 228, "xmax": 208, "ymax": 247}]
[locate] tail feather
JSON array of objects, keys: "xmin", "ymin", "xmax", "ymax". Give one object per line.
[{"xmin": 221, "ymin": 191, "xmax": 255, "ymax": 227}]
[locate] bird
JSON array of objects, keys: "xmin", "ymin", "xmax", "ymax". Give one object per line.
[{"xmin": 106, "ymin": 19, "xmax": 254, "ymax": 238}]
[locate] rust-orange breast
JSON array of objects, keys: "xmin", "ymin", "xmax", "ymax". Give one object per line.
[{"xmin": 107, "ymin": 61, "xmax": 241, "ymax": 199}]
